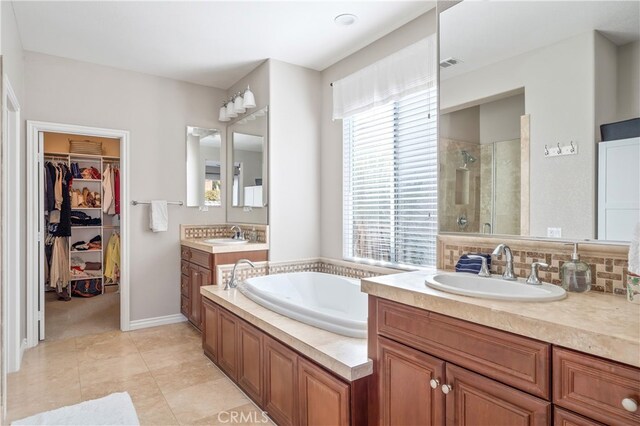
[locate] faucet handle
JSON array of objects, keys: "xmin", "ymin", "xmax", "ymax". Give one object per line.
[
  {"xmin": 526, "ymin": 262, "xmax": 549, "ymax": 285},
  {"xmin": 468, "ymin": 255, "xmax": 491, "ymax": 277}
]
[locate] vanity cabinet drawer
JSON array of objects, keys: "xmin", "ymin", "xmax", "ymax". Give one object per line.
[
  {"xmin": 553, "ymin": 347, "xmax": 640, "ymax": 425},
  {"xmin": 554, "ymin": 407, "xmax": 604, "ymax": 426},
  {"xmin": 181, "ymin": 246, "xmax": 191, "ymax": 260},
  {"xmin": 180, "ymin": 275, "xmax": 189, "ymax": 296},
  {"xmin": 376, "ymin": 298, "xmax": 550, "ymax": 399},
  {"xmin": 190, "ymin": 248, "xmax": 212, "ymax": 269},
  {"xmin": 180, "ymin": 295, "xmax": 190, "ymax": 317},
  {"xmin": 180, "ymin": 260, "xmax": 190, "ymax": 276}
]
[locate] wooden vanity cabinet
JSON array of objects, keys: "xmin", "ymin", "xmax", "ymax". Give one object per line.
[
  {"xmin": 370, "ymin": 296, "xmax": 640, "ymax": 426},
  {"xmin": 202, "ymin": 298, "xmax": 368, "ymax": 426},
  {"xmin": 180, "ymin": 246, "xmax": 267, "ymax": 331}
]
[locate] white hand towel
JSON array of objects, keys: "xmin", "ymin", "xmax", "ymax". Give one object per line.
[
  {"xmin": 149, "ymin": 200, "xmax": 168, "ymax": 232},
  {"xmin": 629, "ymin": 222, "xmax": 640, "ymax": 275}
]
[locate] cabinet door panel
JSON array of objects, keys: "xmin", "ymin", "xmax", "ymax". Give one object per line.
[
  {"xmin": 298, "ymin": 357, "xmax": 350, "ymax": 426},
  {"xmin": 217, "ymin": 309, "xmax": 238, "ymax": 380},
  {"xmin": 445, "ymin": 364, "xmax": 550, "ymax": 426},
  {"xmin": 196, "ymin": 267, "xmax": 212, "ymax": 329},
  {"xmin": 264, "ymin": 336, "xmax": 298, "ymax": 426},
  {"xmin": 238, "ymin": 321, "xmax": 263, "ymax": 405},
  {"xmin": 180, "ymin": 295, "xmax": 190, "ymax": 318},
  {"xmin": 188, "ymin": 264, "xmax": 200, "ymax": 327},
  {"xmin": 180, "ymin": 274, "xmax": 189, "ymax": 297},
  {"xmin": 202, "ymin": 299, "xmax": 218, "ymax": 362},
  {"xmin": 379, "ymin": 336, "xmax": 445, "ymax": 426}
]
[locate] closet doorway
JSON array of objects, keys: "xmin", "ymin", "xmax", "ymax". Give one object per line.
[{"xmin": 26, "ymin": 122, "xmax": 130, "ymax": 346}]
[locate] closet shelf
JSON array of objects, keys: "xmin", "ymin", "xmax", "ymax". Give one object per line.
[
  {"xmin": 73, "ymin": 178, "xmax": 101, "ymax": 182},
  {"xmin": 71, "ymin": 207, "xmax": 102, "ymax": 210},
  {"xmin": 70, "ymin": 249, "xmax": 102, "ymax": 254},
  {"xmin": 71, "ymin": 226, "xmax": 102, "ymax": 229},
  {"xmin": 69, "ymin": 275, "xmax": 103, "ymax": 281}
]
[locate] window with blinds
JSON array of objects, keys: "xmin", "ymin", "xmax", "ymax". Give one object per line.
[{"xmin": 343, "ymin": 88, "xmax": 438, "ymax": 268}]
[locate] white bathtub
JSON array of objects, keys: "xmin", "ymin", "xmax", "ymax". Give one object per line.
[{"xmin": 237, "ymin": 272, "xmax": 368, "ymax": 338}]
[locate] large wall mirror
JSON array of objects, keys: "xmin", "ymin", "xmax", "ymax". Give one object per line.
[
  {"xmin": 186, "ymin": 126, "xmax": 222, "ymax": 208},
  {"xmin": 229, "ymin": 107, "xmax": 268, "ymax": 209},
  {"xmin": 438, "ymin": 1, "xmax": 640, "ymax": 242}
]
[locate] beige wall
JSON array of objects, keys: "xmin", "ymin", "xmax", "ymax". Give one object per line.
[
  {"xmin": 440, "ymin": 106, "xmax": 479, "ymax": 143},
  {"xmin": 269, "ymin": 59, "xmax": 322, "ymax": 262},
  {"xmin": 479, "ymin": 94, "xmax": 524, "ymax": 144},
  {"xmin": 25, "ymin": 51, "xmax": 228, "ymax": 322},
  {"xmin": 319, "ymin": 10, "xmax": 438, "ymax": 259},
  {"xmin": 225, "ymin": 61, "xmax": 269, "ymax": 225},
  {"xmin": 617, "ymin": 40, "xmax": 640, "ymax": 121},
  {"xmin": 441, "ymin": 32, "xmax": 596, "ymax": 239}
]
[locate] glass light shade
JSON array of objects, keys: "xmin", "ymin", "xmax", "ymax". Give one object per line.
[
  {"xmin": 234, "ymin": 94, "xmax": 246, "ymax": 114},
  {"xmin": 218, "ymin": 105, "xmax": 230, "ymax": 122},
  {"xmin": 243, "ymin": 86, "xmax": 256, "ymax": 109},
  {"xmin": 226, "ymin": 100, "xmax": 238, "ymax": 118}
]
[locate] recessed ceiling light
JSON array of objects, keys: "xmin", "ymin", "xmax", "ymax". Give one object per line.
[{"xmin": 334, "ymin": 13, "xmax": 358, "ymax": 26}]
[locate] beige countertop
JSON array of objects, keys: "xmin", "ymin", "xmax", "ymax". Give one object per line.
[
  {"xmin": 181, "ymin": 239, "xmax": 269, "ymax": 254},
  {"xmin": 200, "ymin": 285, "xmax": 372, "ymax": 382},
  {"xmin": 362, "ymin": 270, "xmax": 640, "ymax": 368}
]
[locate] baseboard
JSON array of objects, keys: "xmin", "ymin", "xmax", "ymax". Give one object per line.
[{"xmin": 128, "ymin": 314, "xmax": 187, "ymax": 331}]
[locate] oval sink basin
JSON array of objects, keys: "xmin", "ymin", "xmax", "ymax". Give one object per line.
[
  {"xmin": 203, "ymin": 238, "xmax": 248, "ymax": 245},
  {"xmin": 425, "ymin": 273, "xmax": 566, "ymax": 302}
]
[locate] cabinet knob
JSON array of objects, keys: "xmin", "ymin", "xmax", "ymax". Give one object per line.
[
  {"xmin": 429, "ymin": 379, "xmax": 440, "ymax": 389},
  {"xmin": 441, "ymin": 384, "xmax": 453, "ymax": 395},
  {"xmin": 622, "ymin": 398, "xmax": 638, "ymax": 413}
]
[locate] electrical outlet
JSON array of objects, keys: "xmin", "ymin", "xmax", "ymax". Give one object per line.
[{"xmin": 547, "ymin": 227, "xmax": 562, "ymax": 238}]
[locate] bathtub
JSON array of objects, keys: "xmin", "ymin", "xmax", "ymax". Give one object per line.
[{"xmin": 237, "ymin": 272, "xmax": 368, "ymax": 338}]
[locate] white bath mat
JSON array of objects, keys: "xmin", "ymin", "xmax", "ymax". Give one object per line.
[{"xmin": 12, "ymin": 392, "xmax": 139, "ymax": 426}]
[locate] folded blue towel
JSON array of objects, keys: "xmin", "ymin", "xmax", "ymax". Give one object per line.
[{"xmin": 455, "ymin": 254, "xmax": 491, "ymax": 274}]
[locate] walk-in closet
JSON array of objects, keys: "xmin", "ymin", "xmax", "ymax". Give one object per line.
[{"xmin": 42, "ymin": 132, "xmax": 122, "ymax": 340}]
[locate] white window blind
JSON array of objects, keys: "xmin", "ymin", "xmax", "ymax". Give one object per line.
[{"xmin": 343, "ymin": 88, "xmax": 438, "ymax": 268}]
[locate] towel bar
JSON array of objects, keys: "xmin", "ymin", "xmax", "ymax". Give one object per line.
[{"xmin": 131, "ymin": 200, "xmax": 183, "ymax": 206}]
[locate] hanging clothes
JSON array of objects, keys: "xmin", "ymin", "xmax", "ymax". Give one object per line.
[
  {"xmin": 54, "ymin": 164, "xmax": 72, "ymax": 237},
  {"xmin": 102, "ymin": 164, "xmax": 113, "ymax": 214},
  {"xmin": 104, "ymin": 233, "xmax": 121, "ymax": 283},
  {"xmin": 49, "ymin": 237, "xmax": 70, "ymax": 292},
  {"xmin": 114, "ymin": 168, "xmax": 120, "ymax": 215}
]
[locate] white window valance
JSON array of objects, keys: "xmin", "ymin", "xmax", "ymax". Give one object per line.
[{"xmin": 332, "ymin": 35, "xmax": 437, "ymax": 120}]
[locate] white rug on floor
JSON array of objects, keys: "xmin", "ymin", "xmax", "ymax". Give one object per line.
[{"xmin": 12, "ymin": 392, "xmax": 139, "ymax": 426}]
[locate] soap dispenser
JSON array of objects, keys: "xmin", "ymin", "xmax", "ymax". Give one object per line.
[{"xmin": 561, "ymin": 243, "xmax": 591, "ymax": 293}]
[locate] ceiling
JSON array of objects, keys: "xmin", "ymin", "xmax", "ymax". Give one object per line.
[
  {"xmin": 441, "ymin": 1, "xmax": 640, "ymax": 80},
  {"xmin": 234, "ymin": 133, "xmax": 263, "ymax": 152},
  {"xmin": 12, "ymin": 1, "xmax": 435, "ymax": 89}
]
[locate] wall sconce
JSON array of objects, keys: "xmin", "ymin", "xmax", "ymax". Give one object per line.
[{"xmin": 218, "ymin": 85, "xmax": 257, "ymax": 123}]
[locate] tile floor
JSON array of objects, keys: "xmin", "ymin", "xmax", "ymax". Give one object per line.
[{"xmin": 7, "ymin": 322, "xmax": 273, "ymax": 425}]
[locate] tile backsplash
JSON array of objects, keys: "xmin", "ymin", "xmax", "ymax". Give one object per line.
[
  {"xmin": 438, "ymin": 234, "xmax": 630, "ymax": 295},
  {"xmin": 217, "ymin": 257, "xmax": 399, "ymax": 288},
  {"xmin": 181, "ymin": 224, "xmax": 268, "ymax": 243}
]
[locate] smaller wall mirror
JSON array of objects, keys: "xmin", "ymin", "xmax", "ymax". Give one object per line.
[
  {"xmin": 186, "ymin": 126, "xmax": 222, "ymax": 207},
  {"xmin": 230, "ymin": 107, "xmax": 268, "ymax": 208}
]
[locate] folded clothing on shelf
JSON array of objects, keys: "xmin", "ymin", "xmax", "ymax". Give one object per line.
[
  {"xmin": 70, "ymin": 210, "xmax": 101, "ymax": 226},
  {"xmin": 71, "ymin": 187, "xmax": 101, "ymax": 208},
  {"xmin": 71, "ymin": 235, "xmax": 102, "ymax": 251},
  {"xmin": 84, "ymin": 261, "xmax": 101, "ymax": 271},
  {"xmin": 71, "ymin": 163, "xmax": 102, "ymax": 180}
]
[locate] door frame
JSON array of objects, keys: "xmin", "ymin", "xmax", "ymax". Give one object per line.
[{"xmin": 26, "ymin": 120, "xmax": 131, "ymax": 347}]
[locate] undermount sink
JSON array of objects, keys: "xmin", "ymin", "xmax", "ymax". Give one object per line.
[
  {"xmin": 203, "ymin": 238, "xmax": 248, "ymax": 245},
  {"xmin": 425, "ymin": 273, "xmax": 566, "ymax": 302}
]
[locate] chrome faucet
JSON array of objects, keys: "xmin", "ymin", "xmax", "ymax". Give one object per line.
[
  {"xmin": 526, "ymin": 262, "xmax": 549, "ymax": 285},
  {"xmin": 492, "ymin": 244, "xmax": 516, "ymax": 281},
  {"xmin": 230, "ymin": 225, "xmax": 243, "ymax": 240},
  {"xmin": 467, "ymin": 255, "xmax": 491, "ymax": 277},
  {"xmin": 225, "ymin": 259, "xmax": 255, "ymax": 290}
]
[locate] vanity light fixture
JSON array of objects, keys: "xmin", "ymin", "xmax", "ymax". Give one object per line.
[
  {"xmin": 233, "ymin": 92, "xmax": 246, "ymax": 114},
  {"xmin": 334, "ymin": 13, "xmax": 358, "ymax": 26},
  {"xmin": 219, "ymin": 103, "xmax": 230, "ymax": 122},
  {"xmin": 226, "ymin": 100, "xmax": 238, "ymax": 118},
  {"xmin": 242, "ymin": 86, "xmax": 256, "ymax": 109}
]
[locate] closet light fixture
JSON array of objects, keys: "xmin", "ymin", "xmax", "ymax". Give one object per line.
[
  {"xmin": 243, "ymin": 86, "xmax": 256, "ymax": 109},
  {"xmin": 219, "ymin": 103, "xmax": 230, "ymax": 122}
]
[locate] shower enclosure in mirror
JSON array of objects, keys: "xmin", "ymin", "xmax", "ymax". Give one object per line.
[
  {"xmin": 186, "ymin": 126, "xmax": 222, "ymax": 207},
  {"xmin": 438, "ymin": 1, "xmax": 640, "ymax": 241},
  {"xmin": 229, "ymin": 106, "xmax": 268, "ymax": 209}
]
